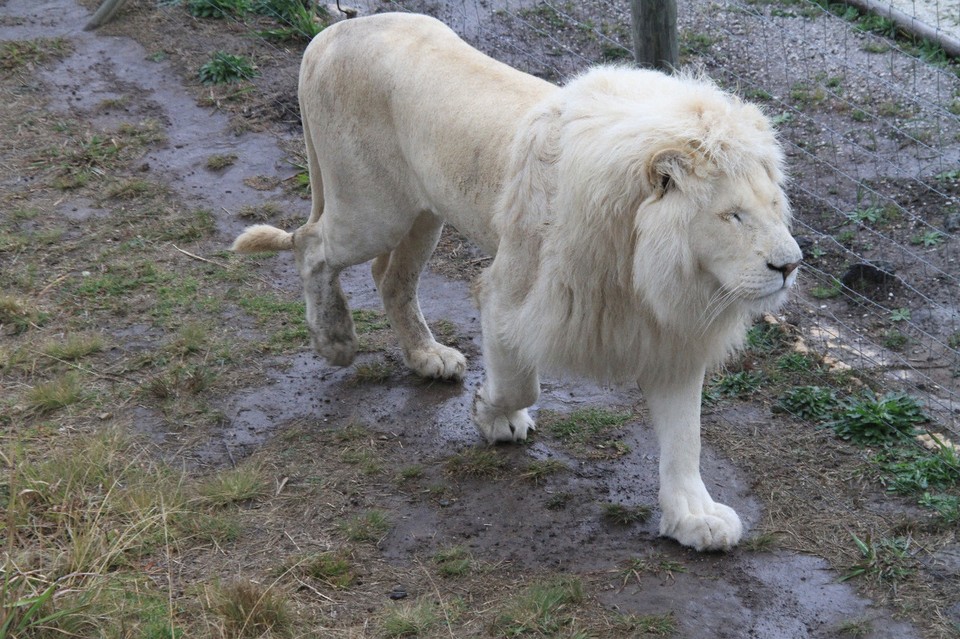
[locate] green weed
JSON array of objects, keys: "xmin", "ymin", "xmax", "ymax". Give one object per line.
[
  {"xmin": 777, "ymin": 385, "xmax": 840, "ymax": 422},
  {"xmin": 829, "ymin": 391, "xmax": 927, "ymax": 446},
  {"xmin": 841, "ymin": 534, "xmax": 914, "ymax": 583},
  {"xmin": 187, "ymin": 0, "xmax": 250, "ymax": 18},
  {"xmin": 198, "ymin": 52, "xmax": 258, "ymax": 84},
  {"xmin": 712, "ymin": 370, "xmax": 764, "ymax": 397}
]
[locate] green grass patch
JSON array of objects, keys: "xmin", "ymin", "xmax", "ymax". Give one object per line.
[
  {"xmin": 493, "ymin": 576, "xmax": 585, "ymax": 637},
  {"xmin": 602, "ymin": 502, "xmax": 652, "ymax": 525},
  {"xmin": 539, "ymin": 407, "xmax": 632, "ymax": 445},
  {"xmin": 0, "ymin": 37, "xmax": 71, "ymax": 71},
  {"xmin": 381, "ymin": 597, "xmax": 439, "ymax": 638},
  {"xmin": 519, "ymin": 459, "xmax": 567, "ymax": 484},
  {"xmin": 198, "ymin": 463, "xmax": 269, "ymax": 507},
  {"xmin": 211, "ymin": 579, "xmax": 291, "ymax": 638},
  {"xmin": 25, "ymin": 372, "xmax": 86, "ymax": 414},
  {"xmin": 434, "ymin": 545, "xmax": 473, "ymax": 577},
  {"xmin": 444, "ymin": 448, "xmax": 508, "ymax": 479},
  {"xmin": 339, "ymin": 510, "xmax": 390, "ymax": 542}
]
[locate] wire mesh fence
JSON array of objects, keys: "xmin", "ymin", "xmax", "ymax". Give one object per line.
[{"xmin": 135, "ymin": 0, "xmax": 958, "ymax": 511}]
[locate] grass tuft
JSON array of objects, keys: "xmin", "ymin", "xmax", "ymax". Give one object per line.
[
  {"xmin": 26, "ymin": 372, "xmax": 86, "ymax": 414},
  {"xmin": 212, "ymin": 579, "xmax": 291, "ymax": 638},
  {"xmin": 602, "ymin": 502, "xmax": 652, "ymax": 525},
  {"xmin": 494, "ymin": 576, "xmax": 584, "ymax": 637},
  {"xmin": 444, "ymin": 448, "xmax": 508, "ymax": 479},
  {"xmin": 339, "ymin": 510, "xmax": 390, "ymax": 542},
  {"xmin": 381, "ymin": 598, "xmax": 438, "ymax": 638}
]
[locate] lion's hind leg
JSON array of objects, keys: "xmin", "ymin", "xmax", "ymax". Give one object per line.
[
  {"xmin": 371, "ymin": 212, "xmax": 466, "ymax": 381},
  {"xmin": 293, "ymin": 222, "xmax": 358, "ymax": 366}
]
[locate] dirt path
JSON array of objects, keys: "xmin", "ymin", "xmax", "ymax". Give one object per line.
[{"xmin": 0, "ymin": 0, "xmax": 945, "ymax": 636}]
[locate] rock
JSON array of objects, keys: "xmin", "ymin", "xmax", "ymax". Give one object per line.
[
  {"xmin": 944, "ymin": 212, "xmax": 960, "ymax": 233},
  {"xmin": 388, "ymin": 586, "xmax": 407, "ymax": 600},
  {"xmin": 840, "ymin": 261, "xmax": 898, "ymax": 293}
]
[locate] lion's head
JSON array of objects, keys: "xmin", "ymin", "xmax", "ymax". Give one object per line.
[{"xmin": 491, "ymin": 66, "xmax": 802, "ymax": 384}]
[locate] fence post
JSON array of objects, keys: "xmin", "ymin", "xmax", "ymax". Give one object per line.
[{"xmin": 630, "ymin": 0, "xmax": 678, "ymax": 71}]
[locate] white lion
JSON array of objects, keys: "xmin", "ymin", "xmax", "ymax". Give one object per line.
[{"xmin": 232, "ymin": 13, "xmax": 802, "ymax": 551}]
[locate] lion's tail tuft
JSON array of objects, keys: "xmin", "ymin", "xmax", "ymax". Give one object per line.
[{"xmin": 231, "ymin": 224, "xmax": 294, "ymax": 253}]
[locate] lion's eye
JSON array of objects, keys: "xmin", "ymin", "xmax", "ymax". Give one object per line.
[{"xmin": 731, "ymin": 212, "xmax": 743, "ymax": 223}]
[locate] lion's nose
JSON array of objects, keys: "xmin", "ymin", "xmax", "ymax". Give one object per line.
[{"xmin": 768, "ymin": 260, "xmax": 801, "ymax": 281}]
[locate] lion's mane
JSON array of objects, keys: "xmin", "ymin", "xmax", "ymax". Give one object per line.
[{"xmin": 487, "ymin": 66, "xmax": 789, "ymax": 386}]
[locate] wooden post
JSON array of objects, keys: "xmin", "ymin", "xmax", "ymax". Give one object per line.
[
  {"xmin": 84, "ymin": 0, "xmax": 131, "ymax": 31},
  {"xmin": 630, "ymin": 0, "xmax": 679, "ymax": 71}
]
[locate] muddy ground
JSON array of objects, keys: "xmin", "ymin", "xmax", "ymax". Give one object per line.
[{"xmin": 1, "ymin": 0, "xmax": 958, "ymax": 637}]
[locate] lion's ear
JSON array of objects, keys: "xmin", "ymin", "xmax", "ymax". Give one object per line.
[{"xmin": 648, "ymin": 148, "xmax": 693, "ymax": 198}]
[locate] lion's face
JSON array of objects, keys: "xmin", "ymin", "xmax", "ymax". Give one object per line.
[{"xmin": 687, "ymin": 171, "xmax": 802, "ymax": 313}]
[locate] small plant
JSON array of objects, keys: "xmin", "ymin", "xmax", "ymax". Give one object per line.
[
  {"xmin": 810, "ymin": 278, "xmax": 841, "ymax": 299},
  {"xmin": 746, "ymin": 322, "xmax": 786, "ymax": 354},
  {"xmin": 713, "ymin": 370, "xmax": 764, "ymax": 397},
  {"xmin": 882, "ymin": 329, "xmax": 908, "ymax": 350},
  {"xmin": 917, "ymin": 493, "xmax": 959, "ymax": 523},
  {"xmin": 836, "ymin": 617, "xmax": 873, "ymax": 637},
  {"xmin": 381, "ymin": 598, "xmax": 438, "ymax": 638},
  {"xmin": 493, "ymin": 576, "xmax": 584, "ymax": 636},
  {"xmin": 889, "ymin": 308, "xmax": 911, "ymax": 323},
  {"xmin": 445, "ymin": 448, "xmax": 508, "ymax": 478},
  {"xmin": 520, "ymin": 459, "xmax": 567, "ymax": 484},
  {"xmin": 777, "ymin": 385, "xmax": 840, "ymax": 422},
  {"xmin": 540, "ymin": 407, "xmax": 632, "ymax": 444},
  {"xmin": 299, "ymin": 552, "xmax": 355, "ymax": 588},
  {"xmin": 26, "ymin": 372, "xmax": 86, "ymax": 414},
  {"xmin": 198, "ymin": 51, "xmax": 258, "ymax": 85},
  {"xmin": 828, "ymin": 391, "xmax": 927, "ymax": 446},
  {"xmin": 42, "ymin": 333, "xmax": 104, "ymax": 361},
  {"xmin": 350, "ymin": 360, "xmax": 395, "ymax": 384},
  {"xmin": 618, "ymin": 555, "xmax": 687, "ymax": 586},
  {"xmin": 846, "ymin": 205, "xmax": 885, "ymax": 225},
  {"xmin": 614, "ymin": 612, "xmax": 677, "ymax": 635},
  {"xmin": 602, "ymin": 503, "xmax": 652, "ymax": 525},
  {"xmin": 339, "ymin": 510, "xmax": 390, "ymax": 542},
  {"xmin": 841, "ymin": 534, "xmax": 914, "ymax": 583},
  {"xmin": 434, "ymin": 546, "xmax": 472, "ymax": 577},
  {"xmin": 254, "ymin": 0, "xmax": 328, "ymax": 40},
  {"xmin": 776, "ymin": 352, "xmax": 816, "ymax": 372},
  {"xmin": 187, "ymin": 0, "xmax": 250, "ymax": 18},
  {"xmin": 206, "ymin": 153, "xmax": 237, "ymax": 170},
  {"xmin": 874, "ymin": 444, "xmax": 959, "ymax": 494},
  {"xmin": 198, "ymin": 464, "xmax": 268, "ymax": 507},
  {"xmin": 910, "ymin": 230, "xmax": 945, "ymax": 247},
  {"xmin": 212, "ymin": 579, "xmax": 291, "ymax": 638}
]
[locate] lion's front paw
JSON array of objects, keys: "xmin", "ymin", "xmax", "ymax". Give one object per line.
[
  {"xmin": 312, "ymin": 331, "xmax": 358, "ymax": 367},
  {"xmin": 473, "ymin": 391, "xmax": 535, "ymax": 443},
  {"xmin": 406, "ymin": 343, "xmax": 466, "ymax": 381},
  {"xmin": 660, "ymin": 500, "xmax": 743, "ymax": 552}
]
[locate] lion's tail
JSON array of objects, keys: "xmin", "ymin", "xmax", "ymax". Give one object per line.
[{"xmin": 231, "ymin": 224, "xmax": 294, "ymax": 253}]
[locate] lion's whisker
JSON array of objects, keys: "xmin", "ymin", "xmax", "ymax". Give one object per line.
[{"xmin": 700, "ymin": 285, "xmax": 743, "ymax": 335}]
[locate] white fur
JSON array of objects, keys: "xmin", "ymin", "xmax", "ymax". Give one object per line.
[{"xmin": 231, "ymin": 14, "xmax": 802, "ymax": 551}]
